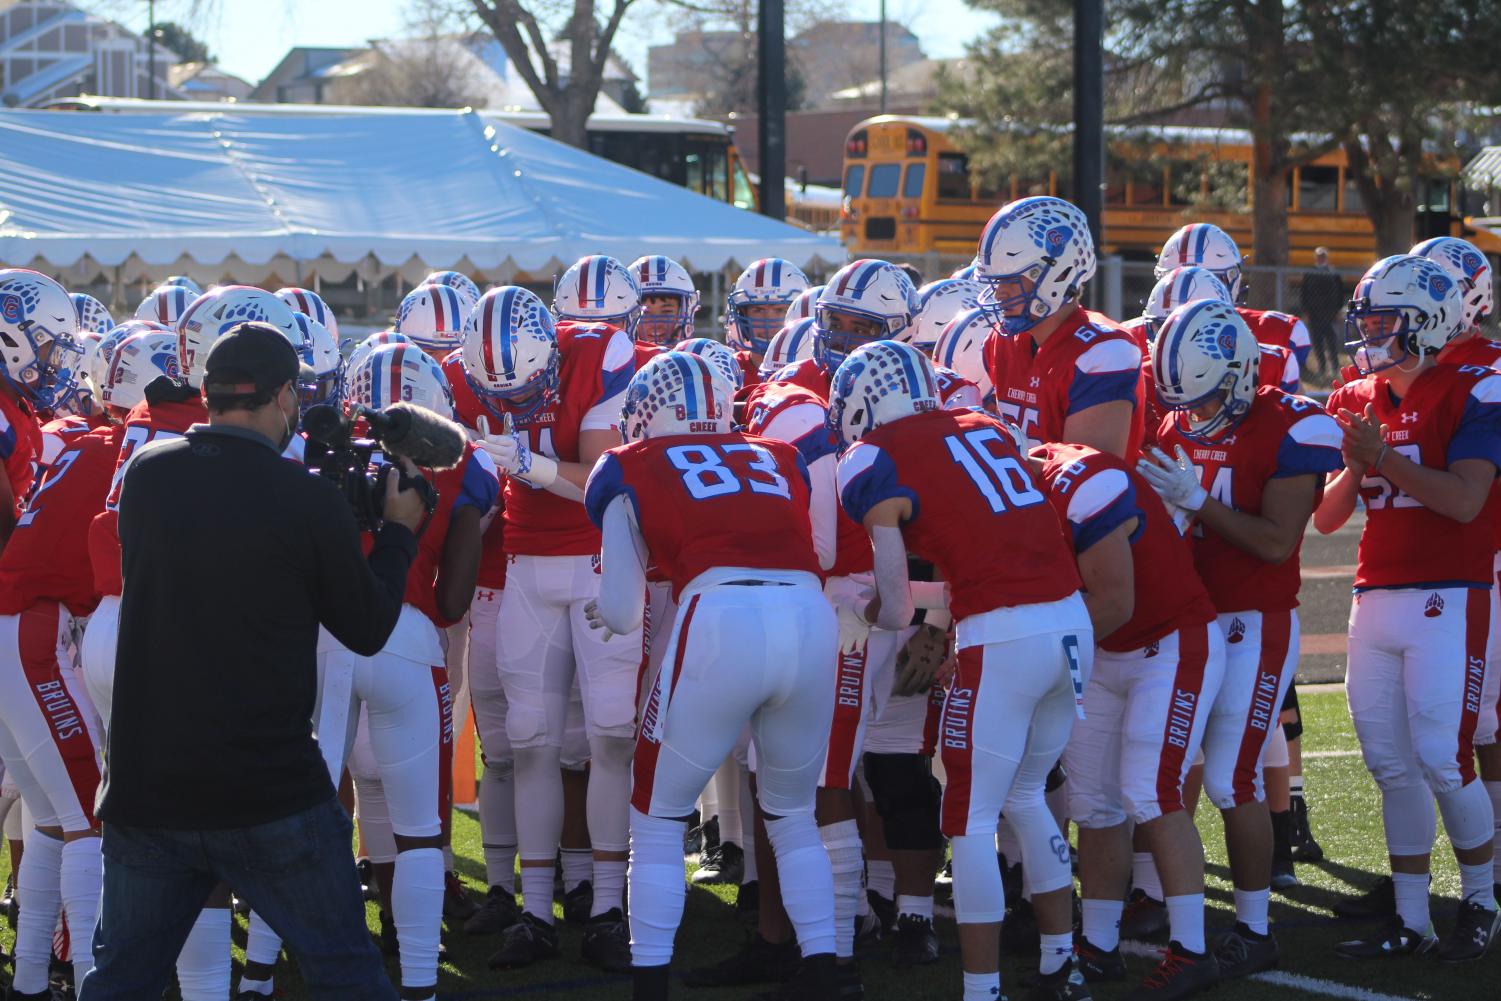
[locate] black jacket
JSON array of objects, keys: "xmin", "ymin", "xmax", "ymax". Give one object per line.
[{"xmin": 99, "ymin": 424, "xmax": 416, "ymax": 829}]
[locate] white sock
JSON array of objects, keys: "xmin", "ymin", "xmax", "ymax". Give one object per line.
[
  {"xmin": 1392, "ymin": 871, "xmax": 1430, "ymax": 932},
  {"xmin": 1164, "ymin": 893, "xmax": 1205, "ymax": 953},
  {"xmin": 1039, "ymin": 931, "xmax": 1072, "ymax": 975},
  {"xmin": 896, "ymin": 893, "xmax": 933, "ymax": 920},
  {"xmin": 739, "ymin": 764, "xmax": 756, "ymax": 881},
  {"xmin": 244, "ymin": 912, "xmax": 282, "ymax": 967},
  {"xmin": 479, "ymin": 758, "xmax": 518, "ymax": 891},
  {"xmin": 13, "ymin": 830, "xmax": 63, "ymax": 994},
  {"xmin": 766, "ymin": 813, "xmax": 837, "ymax": 958},
  {"xmin": 1233, "ymin": 887, "xmax": 1270, "ymax": 935},
  {"xmin": 1081, "ymin": 898, "xmax": 1123, "ymax": 950},
  {"xmin": 561, "ymin": 847, "xmax": 593, "ymax": 892},
  {"xmin": 819, "ymin": 819, "xmax": 864, "ymax": 959},
  {"xmin": 962, "ymin": 970, "xmax": 1002, "ymax": 1000},
  {"xmin": 176, "ymin": 908, "xmax": 232, "ymax": 1000},
  {"xmin": 867, "ymin": 859, "xmax": 896, "ymax": 899},
  {"xmin": 520, "ymin": 862, "xmax": 556, "ymax": 922},
  {"xmin": 442, "ymin": 846, "xmax": 455, "ymax": 872},
  {"xmin": 392, "ymin": 847, "xmax": 445, "ymax": 992},
  {"xmin": 1290, "ymin": 774, "xmax": 1305, "ymax": 799},
  {"xmin": 741, "ymin": 827, "xmax": 759, "ymax": 883},
  {"xmin": 1460, "ymin": 862, "xmax": 1498, "ymax": 909},
  {"xmin": 591, "ymin": 857, "xmax": 627, "ymax": 916},
  {"xmin": 1486, "ymin": 781, "xmax": 1501, "ymax": 884},
  {"xmin": 59, "ymin": 836, "xmax": 102, "ymax": 984},
  {"xmin": 715, "ymin": 760, "xmax": 743, "ymax": 851},
  {"xmin": 1132, "ymin": 852, "xmax": 1163, "ymax": 902},
  {"xmin": 628, "ymin": 809, "xmax": 688, "ymax": 967},
  {"xmin": 236, "ymin": 977, "xmax": 274, "ymax": 997}
]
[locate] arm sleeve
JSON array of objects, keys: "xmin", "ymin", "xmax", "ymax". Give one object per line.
[
  {"xmin": 310, "ymin": 486, "xmax": 417, "ymax": 657},
  {"xmin": 597, "ymin": 495, "xmax": 648, "ymax": 635},
  {"xmin": 807, "ymin": 451, "xmax": 838, "ymax": 571},
  {"xmin": 1068, "ymin": 338, "xmax": 1143, "ymax": 415},
  {"xmin": 871, "ymin": 524, "xmax": 915, "ymax": 631},
  {"xmin": 1448, "ymin": 374, "xmax": 1501, "ymax": 468}
]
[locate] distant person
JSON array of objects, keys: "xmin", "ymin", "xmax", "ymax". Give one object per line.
[{"xmin": 1299, "ymin": 247, "xmax": 1345, "ymax": 377}]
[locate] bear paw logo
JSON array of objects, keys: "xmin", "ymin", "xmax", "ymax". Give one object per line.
[
  {"xmin": 1227, "ymin": 617, "xmax": 1247, "ymax": 644},
  {"xmin": 1424, "ymin": 592, "xmax": 1445, "ymax": 618}
]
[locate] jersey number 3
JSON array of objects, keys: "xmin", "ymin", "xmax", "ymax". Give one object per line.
[{"xmin": 666, "ymin": 443, "xmax": 792, "ymax": 501}]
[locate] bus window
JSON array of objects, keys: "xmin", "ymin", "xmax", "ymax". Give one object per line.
[
  {"xmin": 845, "ymin": 164, "xmax": 866, "ymax": 198},
  {"xmin": 1299, "ymin": 166, "xmax": 1339, "ymax": 211},
  {"xmin": 1105, "ymin": 153, "xmax": 1128, "ymax": 205},
  {"xmin": 903, "ymin": 163, "xmax": 927, "ymax": 198},
  {"xmin": 686, "ymin": 152, "xmax": 704, "ymax": 199},
  {"xmin": 938, "ymin": 153, "xmax": 971, "ymax": 200},
  {"xmin": 869, "ymin": 163, "xmax": 901, "ymax": 198},
  {"xmin": 1342, "ymin": 175, "xmax": 1364, "ymax": 214},
  {"xmin": 732, "ymin": 155, "xmax": 758, "ymax": 210}
]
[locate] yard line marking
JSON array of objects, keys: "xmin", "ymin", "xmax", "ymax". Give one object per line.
[
  {"xmin": 1304, "ymin": 749, "xmax": 1361, "ymax": 759},
  {"xmin": 1120, "ymin": 941, "xmax": 1419, "ymax": 1001},
  {"xmin": 1302, "ymin": 565, "xmax": 1357, "ymax": 579}
]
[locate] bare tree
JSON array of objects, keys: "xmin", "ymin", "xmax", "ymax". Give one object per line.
[{"xmin": 339, "ymin": 38, "xmax": 493, "ymax": 108}]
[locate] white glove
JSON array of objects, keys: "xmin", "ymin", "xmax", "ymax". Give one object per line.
[
  {"xmin": 834, "ymin": 585, "xmax": 876, "ymax": 655},
  {"xmin": 1136, "ymin": 445, "xmax": 1207, "ymax": 512},
  {"xmin": 475, "ymin": 415, "xmax": 527, "ymax": 474},
  {"xmin": 583, "ymin": 599, "xmax": 617, "ymax": 641}
]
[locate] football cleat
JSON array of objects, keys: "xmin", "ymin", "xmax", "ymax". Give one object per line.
[
  {"xmin": 682, "ymin": 934, "xmax": 799, "ymax": 987},
  {"xmin": 443, "ymin": 870, "xmax": 477, "ymax": 921},
  {"xmin": 691, "ymin": 841, "xmax": 744, "ymax": 886},
  {"xmin": 378, "ymin": 910, "xmax": 398, "ymax": 956},
  {"xmin": 750, "ymin": 953, "xmax": 840, "ymax": 1001},
  {"xmin": 866, "ymin": 890, "xmax": 896, "ymax": 936},
  {"xmin": 1002, "ymin": 896, "xmax": 1040, "ymax": 955},
  {"xmin": 1288, "ymin": 796, "xmax": 1324, "ymax": 863},
  {"xmin": 853, "ymin": 908, "xmax": 884, "ymax": 950},
  {"xmin": 736, "ymin": 880, "xmax": 761, "ymax": 923},
  {"xmin": 563, "ymin": 879, "xmax": 593, "ymax": 925},
  {"xmin": 1271, "ymin": 856, "xmax": 1299, "ymax": 891},
  {"xmin": 1124, "ymin": 941, "xmax": 1219, "ymax": 1001},
  {"xmin": 1075, "ymin": 937, "xmax": 1126, "ymax": 982},
  {"xmin": 1120, "ymin": 888, "xmax": 1170, "ymax": 940},
  {"xmin": 1027, "ymin": 957, "xmax": 1093, "ymax": 1001},
  {"xmin": 464, "ymin": 885, "xmax": 521, "ymax": 935},
  {"xmin": 1334, "ymin": 916, "xmax": 1438, "ymax": 959},
  {"xmin": 580, "ymin": 907, "xmax": 632, "ymax": 972},
  {"xmin": 891, "ymin": 913, "xmax": 940, "ymax": 968},
  {"xmin": 1438, "ymin": 899, "xmax": 1501, "ymax": 962},
  {"xmin": 1212, "ymin": 923, "xmax": 1279, "ymax": 978},
  {"xmin": 487, "ymin": 911, "xmax": 561, "ymax": 969},
  {"xmin": 355, "ymin": 858, "xmax": 378, "ymax": 902},
  {"xmin": 1332, "ymin": 875, "xmax": 1397, "ymax": 919}
]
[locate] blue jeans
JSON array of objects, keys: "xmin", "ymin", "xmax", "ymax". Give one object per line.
[{"xmin": 78, "ymin": 796, "xmax": 396, "ymax": 1001}]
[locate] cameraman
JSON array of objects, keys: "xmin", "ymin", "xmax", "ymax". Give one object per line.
[{"xmin": 80, "ymin": 323, "xmax": 427, "ymax": 1001}]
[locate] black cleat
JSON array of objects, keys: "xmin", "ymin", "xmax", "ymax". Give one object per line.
[
  {"xmin": 443, "ymin": 870, "xmax": 477, "ymax": 921},
  {"xmin": 837, "ymin": 960, "xmax": 864, "ymax": 1000},
  {"xmin": 2, "ymin": 873, "xmax": 15, "ymax": 926},
  {"xmin": 891, "ymin": 913, "xmax": 940, "ymax": 967},
  {"xmin": 682, "ymin": 934, "xmax": 799, "ymax": 987},
  {"xmin": 1334, "ymin": 916, "xmax": 1437, "ymax": 958},
  {"xmin": 866, "ymin": 890, "xmax": 896, "ymax": 936},
  {"xmin": 1124, "ymin": 941, "xmax": 1218, "ymax": 1001},
  {"xmin": 581, "ymin": 907, "xmax": 632, "ymax": 973},
  {"xmin": 488, "ymin": 911, "xmax": 561, "ymax": 969},
  {"xmin": 691, "ymin": 841, "xmax": 744, "ymax": 885},
  {"xmin": 1438, "ymin": 899, "xmax": 1501, "ymax": 962},
  {"xmin": 751, "ymin": 953, "xmax": 840, "ymax": 1001},
  {"xmin": 1271, "ymin": 856, "xmax": 1299, "ymax": 891},
  {"xmin": 1212, "ymin": 923, "xmax": 1279, "ymax": 978},
  {"xmin": 1288, "ymin": 796, "xmax": 1324, "ymax": 863},
  {"xmin": 1028, "ymin": 957, "xmax": 1092, "ymax": 1001},
  {"xmin": 1075, "ymin": 937, "xmax": 1125, "ymax": 982},
  {"xmin": 854, "ymin": 908, "xmax": 884, "ymax": 950},
  {"xmin": 377, "ymin": 910, "xmax": 398, "ymax": 956},
  {"xmin": 736, "ymin": 880, "xmax": 760, "ymax": 923},
  {"xmin": 356, "ymin": 857, "xmax": 378, "ymax": 901},
  {"xmin": 1002, "ymin": 896, "xmax": 1040, "ymax": 955},
  {"xmin": 634, "ymin": 963, "xmax": 672, "ymax": 1001},
  {"xmin": 1120, "ymin": 888, "xmax": 1169, "ymax": 940},
  {"xmin": 464, "ymin": 885, "xmax": 521, "ymax": 935},
  {"xmin": 1333, "ymin": 875, "xmax": 1397, "ymax": 919},
  {"xmin": 563, "ymin": 879, "xmax": 594, "ymax": 925}
]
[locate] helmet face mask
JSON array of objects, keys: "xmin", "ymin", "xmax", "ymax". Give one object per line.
[
  {"xmin": 1152, "ymin": 298, "xmax": 1260, "ymax": 442},
  {"xmin": 816, "ymin": 305, "xmax": 887, "ymax": 367},
  {"xmin": 638, "ymin": 292, "xmax": 696, "ymax": 345},
  {"xmin": 725, "ymin": 258, "xmax": 810, "ymax": 355},
  {"xmin": 729, "ymin": 302, "xmax": 789, "ymax": 356},
  {"xmin": 0, "ymin": 271, "xmax": 86, "ymax": 411}
]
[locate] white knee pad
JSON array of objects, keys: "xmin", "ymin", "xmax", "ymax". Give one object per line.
[
  {"xmin": 1413, "ymin": 721, "xmax": 1466, "ymax": 796},
  {"xmin": 1381, "ymin": 782, "xmax": 1438, "ymax": 857},
  {"xmin": 1003, "ymin": 786, "xmax": 1072, "ymax": 895},
  {"xmin": 505, "ymin": 702, "xmax": 552, "ymax": 751},
  {"xmin": 950, "ymin": 833, "xmax": 1005, "ymax": 924},
  {"xmin": 1437, "ymin": 780, "xmax": 1496, "ymax": 853}
]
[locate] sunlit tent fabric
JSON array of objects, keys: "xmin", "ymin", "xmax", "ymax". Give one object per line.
[{"xmin": 0, "ymin": 108, "xmax": 843, "ymax": 285}]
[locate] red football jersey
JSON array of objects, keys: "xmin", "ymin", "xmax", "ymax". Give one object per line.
[
  {"xmin": 634, "ymin": 342, "xmax": 663, "ymax": 370},
  {"xmin": 37, "ymin": 414, "xmax": 110, "ymax": 478},
  {"xmin": 983, "ymin": 307, "xmax": 1145, "ymax": 458},
  {"xmin": 734, "ymin": 349, "xmax": 762, "ymax": 391},
  {"xmin": 1157, "ymin": 387, "xmax": 1342, "ymax": 612},
  {"xmin": 935, "ymin": 366, "xmax": 983, "ymax": 410},
  {"xmin": 1238, "ymin": 307, "xmax": 1311, "ymax": 369},
  {"xmin": 1438, "ymin": 336, "xmax": 1501, "ymax": 550},
  {"xmin": 763, "ymin": 357, "xmax": 831, "ymax": 399},
  {"xmin": 1032, "ymin": 442, "xmax": 1216, "ymax": 652},
  {"xmin": 0, "ymin": 391, "xmax": 42, "ymax": 517},
  {"xmin": 443, "ymin": 349, "xmax": 509, "ymax": 589},
  {"xmin": 1328, "ymin": 365, "xmax": 1501, "ymax": 589},
  {"xmin": 837, "ymin": 408, "xmax": 1080, "ymax": 621},
  {"xmin": 743, "ymin": 377, "xmax": 872, "ymax": 577},
  {"xmin": 89, "ymin": 394, "xmax": 207, "ymax": 597},
  {"xmin": 0, "ymin": 425, "xmax": 120, "ymax": 616},
  {"xmin": 585, "ymin": 432, "xmax": 821, "ymax": 598}
]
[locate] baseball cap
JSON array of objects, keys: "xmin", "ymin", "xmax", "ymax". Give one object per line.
[{"xmin": 202, "ymin": 322, "xmax": 301, "ymax": 401}]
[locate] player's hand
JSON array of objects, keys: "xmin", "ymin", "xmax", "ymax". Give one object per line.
[
  {"xmin": 583, "ymin": 599, "xmax": 616, "ymax": 641},
  {"xmin": 1335, "ymin": 404, "xmax": 1386, "ymax": 471},
  {"xmin": 1136, "ymin": 445, "xmax": 1207, "ymax": 512},
  {"xmin": 893, "ymin": 623, "xmax": 948, "ymax": 696},
  {"xmin": 382, "ymin": 458, "xmax": 428, "ymax": 533},
  {"xmin": 834, "ymin": 588, "xmax": 874, "ymax": 654},
  {"xmin": 475, "ymin": 415, "xmax": 532, "ymax": 476}
]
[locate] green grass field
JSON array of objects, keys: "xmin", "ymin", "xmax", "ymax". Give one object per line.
[{"xmin": 0, "ymin": 688, "xmax": 1484, "ymax": 1000}]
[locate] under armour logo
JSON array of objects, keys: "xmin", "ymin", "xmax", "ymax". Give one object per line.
[
  {"xmin": 1223, "ymin": 435, "xmax": 1237, "ymax": 446},
  {"xmin": 475, "ymin": 590, "xmax": 496, "ymax": 602},
  {"xmin": 1144, "ymin": 641, "xmax": 1159, "ymax": 658},
  {"xmin": 1401, "ymin": 412, "xmax": 1419, "ymax": 424},
  {"xmin": 1227, "ymin": 617, "xmax": 1247, "ymax": 644},
  {"xmin": 1029, "ymin": 376, "xmax": 1041, "ymax": 388},
  {"xmin": 1424, "ymin": 593, "xmax": 1445, "ymax": 617}
]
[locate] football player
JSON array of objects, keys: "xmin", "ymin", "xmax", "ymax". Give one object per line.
[
  {"xmin": 397, "ymin": 282, "xmax": 471, "ymax": 362},
  {"xmin": 725, "ymin": 258, "xmax": 811, "ymax": 386},
  {"xmin": 833, "ymin": 340, "xmax": 1094, "ymax": 1001},
  {"xmin": 630, "ymin": 255, "xmax": 700, "ymax": 352},
  {"xmin": 461, "ymin": 285, "xmax": 640, "ymax": 971},
  {"xmin": 1316, "ymin": 255, "xmax": 1501, "ymax": 960},
  {"xmin": 583, "ymin": 351, "xmax": 840, "ymax": 1001},
  {"xmin": 906, "ymin": 278, "xmax": 983, "ymax": 355},
  {"xmin": 977, "ymin": 197, "xmax": 1144, "ymax": 458},
  {"xmin": 555, "ymin": 254, "xmax": 643, "ymax": 353},
  {"xmin": 422, "ymin": 270, "xmax": 482, "ymax": 313},
  {"xmin": 276, "ymin": 286, "xmax": 342, "ymax": 343},
  {"xmin": 133, "ymin": 283, "xmax": 197, "ymax": 327},
  {"xmin": 1142, "ymin": 299, "xmax": 1343, "ymax": 979},
  {"xmin": 1154, "ymin": 223, "xmax": 1311, "ymax": 371},
  {"xmin": 932, "ymin": 308, "xmax": 997, "ymax": 412}
]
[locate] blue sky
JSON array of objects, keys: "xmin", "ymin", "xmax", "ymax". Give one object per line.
[{"xmin": 115, "ymin": 0, "xmax": 995, "ymax": 91}]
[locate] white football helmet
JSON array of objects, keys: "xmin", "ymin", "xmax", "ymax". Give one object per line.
[
  {"xmin": 422, "ymin": 270, "xmax": 482, "ymax": 311},
  {"xmin": 275, "ymin": 287, "xmax": 341, "ymax": 342},
  {"xmin": 71, "ymin": 293, "xmax": 114, "ymax": 336},
  {"xmin": 932, "ymin": 307, "xmax": 996, "ymax": 407},
  {"xmin": 1152, "ymin": 298, "xmax": 1261, "ymax": 440},
  {"xmin": 397, "ymin": 282, "xmax": 470, "ymax": 353},
  {"xmin": 88, "ymin": 320, "xmax": 164, "ymax": 398},
  {"xmin": 176, "ymin": 285, "xmax": 300, "ymax": 388},
  {"xmin": 462, "ymin": 285, "xmax": 559, "ymax": 421},
  {"xmin": 619, "ymin": 351, "xmax": 731, "ymax": 442},
  {"xmin": 345, "ymin": 342, "xmax": 455, "ymax": 420},
  {"xmin": 726, "ymin": 258, "xmax": 810, "ymax": 355},
  {"xmin": 554, "ymin": 255, "xmax": 641, "ymax": 337},
  {"xmin": 975, "ymin": 197, "xmax": 1096, "ymax": 334},
  {"xmin": 100, "ymin": 329, "xmax": 182, "ymax": 412},
  {"xmin": 0, "ymin": 270, "xmax": 85, "ymax": 411},
  {"xmin": 1410, "ymin": 236, "xmax": 1492, "ymax": 333},
  {"xmin": 1155, "ymin": 223, "xmax": 1246, "ymax": 302},
  {"xmin": 1139, "ymin": 266, "xmax": 1233, "ymax": 341},
  {"xmin": 674, "ymin": 336, "xmax": 743, "ymax": 392},
  {"xmin": 291, "ymin": 313, "xmax": 342, "ymax": 410},
  {"xmin": 345, "ymin": 331, "xmax": 415, "ymax": 389},
  {"xmin": 1344, "ymin": 254, "xmax": 1465, "ymax": 375},
  {"xmin": 815, "ymin": 260, "xmax": 920, "ymax": 368},
  {"xmin": 760, "ymin": 317, "xmax": 819, "ymax": 378},
  {"xmin": 784, "ymin": 284, "xmax": 825, "ymax": 326},
  {"xmin": 630, "ymin": 255, "xmax": 700, "ymax": 345},
  {"xmin": 907, "ymin": 278, "xmax": 984, "ymax": 353},
  {"xmin": 161, "ymin": 275, "xmax": 203, "ymax": 297},
  {"xmin": 135, "ymin": 285, "xmax": 196, "ymax": 326},
  {"xmin": 827, "ymin": 340, "xmax": 941, "ymax": 447}
]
